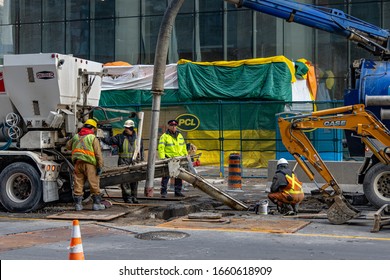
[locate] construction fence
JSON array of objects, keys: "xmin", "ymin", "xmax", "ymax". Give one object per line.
[
  {"xmin": 96, "ymin": 99, "xmax": 344, "ymax": 178},
  {"xmin": 97, "ymin": 57, "xmax": 344, "ymax": 177}
]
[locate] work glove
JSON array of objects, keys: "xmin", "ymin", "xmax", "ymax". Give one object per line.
[{"xmin": 96, "ymin": 167, "xmax": 102, "ymax": 176}]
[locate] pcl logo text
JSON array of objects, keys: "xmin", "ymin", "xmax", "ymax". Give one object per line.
[{"xmin": 176, "ymin": 114, "xmax": 200, "ymax": 131}]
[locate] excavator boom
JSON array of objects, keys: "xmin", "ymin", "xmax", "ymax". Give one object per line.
[{"xmin": 278, "ymin": 104, "xmax": 390, "ymax": 224}]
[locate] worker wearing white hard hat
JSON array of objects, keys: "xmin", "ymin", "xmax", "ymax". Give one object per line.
[
  {"xmin": 268, "ymin": 158, "xmax": 304, "ymax": 215},
  {"xmin": 101, "ymin": 119, "xmax": 144, "ymax": 203},
  {"xmin": 123, "ymin": 119, "xmax": 135, "ymax": 128},
  {"xmin": 276, "ymin": 158, "xmax": 288, "ymax": 166}
]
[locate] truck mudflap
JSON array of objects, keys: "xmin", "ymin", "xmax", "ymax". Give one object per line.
[
  {"xmin": 327, "ymin": 195, "xmax": 361, "ymax": 225},
  {"xmin": 168, "ymin": 158, "xmax": 249, "ymax": 211}
]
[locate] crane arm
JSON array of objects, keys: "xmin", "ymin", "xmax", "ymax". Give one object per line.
[{"xmin": 225, "ymin": 0, "xmax": 390, "ymax": 58}]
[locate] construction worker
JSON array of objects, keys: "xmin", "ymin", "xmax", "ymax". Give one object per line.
[
  {"xmin": 158, "ymin": 119, "xmax": 188, "ymax": 198},
  {"xmin": 268, "ymin": 158, "xmax": 304, "ymax": 215},
  {"xmin": 66, "ymin": 119, "xmax": 105, "ymax": 211},
  {"xmin": 101, "ymin": 119, "xmax": 143, "ymax": 203}
]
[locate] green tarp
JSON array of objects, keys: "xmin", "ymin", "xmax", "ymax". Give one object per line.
[{"xmin": 177, "ymin": 61, "xmax": 293, "ymax": 102}]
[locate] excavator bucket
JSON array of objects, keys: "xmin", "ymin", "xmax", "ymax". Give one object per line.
[{"xmin": 326, "ymin": 195, "xmax": 360, "ymax": 224}]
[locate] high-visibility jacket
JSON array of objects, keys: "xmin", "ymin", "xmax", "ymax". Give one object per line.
[
  {"xmin": 102, "ymin": 131, "xmax": 144, "ymax": 166},
  {"xmin": 283, "ymin": 173, "xmax": 303, "ymax": 195},
  {"xmin": 71, "ymin": 134, "xmax": 97, "ymax": 166},
  {"xmin": 119, "ymin": 137, "xmax": 136, "ymax": 159},
  {"xmin": 158, "ymin": 131, "xmax": 187, "ymax": 159}
]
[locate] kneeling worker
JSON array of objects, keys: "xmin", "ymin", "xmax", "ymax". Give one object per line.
[{"xmin": 268, "ymin": 158, "xmax": 304, "ymax": 215}]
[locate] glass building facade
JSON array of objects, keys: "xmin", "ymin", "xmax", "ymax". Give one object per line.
[{"xmin": 0, "ymin": 0, "xmax": 389, "ymax": 100}]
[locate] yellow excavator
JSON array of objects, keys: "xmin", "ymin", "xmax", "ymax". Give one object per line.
[{"xmin": 278, "ymin": 104, "xmax": 390, "ymax": 224}]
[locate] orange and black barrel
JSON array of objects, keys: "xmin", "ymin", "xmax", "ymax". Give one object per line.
[{"xmin": 228, "ymin": 153, "xmax": 242, "ymax": 190}]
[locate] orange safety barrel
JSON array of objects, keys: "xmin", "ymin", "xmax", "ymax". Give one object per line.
[{"xmin": 228, "ymin": 153, "xmax": 242, "ymax": 189}]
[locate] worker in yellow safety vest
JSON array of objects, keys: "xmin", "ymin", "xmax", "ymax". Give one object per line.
[
  {"xmin": 101, "ymin": 119, "xmax": 144, "ymax": 204},
  {"xmin": 158, "ymin": 119, "xmax": 188, "ymax": 198},
  {"xmin": 66, "ymin": 119, "xmax": 105, "ymax": 211},
  {"xmin": 268, "ymin": 158, "xmax": 304, "ymax": 215}
]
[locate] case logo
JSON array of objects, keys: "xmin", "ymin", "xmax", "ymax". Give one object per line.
[{"xmin": 323, "ymin": 120, "xmax": 346, "ymax": 126}]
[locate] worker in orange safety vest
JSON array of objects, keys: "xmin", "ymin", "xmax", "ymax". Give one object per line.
[
  {"xmin": 66, "ymin": 119, "xmax": 105, "ymax": 211},
  {"xmin": 268, "ymin": 158, "xmax": 304, "ymax": 215}
]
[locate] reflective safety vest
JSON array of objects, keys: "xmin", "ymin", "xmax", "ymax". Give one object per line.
[
  {"xmin": 158, "ymin": 132, "xmax": 187, "ymax": 159},
  {"xmin": 71, "ymin": 134, "xmax": 97, "ymax": 166},
  {"xmin": 119, "ymin": 138, "xmax": 136, "ymax": 159},
  {"xmin": 283, "ymin": 173, "xmax": 303, "ymax": 195}
]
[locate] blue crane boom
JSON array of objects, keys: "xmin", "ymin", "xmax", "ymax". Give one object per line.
[{"xmin": 225, "ymin": 0, "xmax": 390, "ymax": 59}]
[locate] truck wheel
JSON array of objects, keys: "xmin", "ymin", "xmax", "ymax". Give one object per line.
[
  {"xmin": 0, "ymin": 162, "xmax": 43, "ymax": 212},
  {"xmin": 363, "ymin": 163, "xmax": 390, "ymax": 208}
]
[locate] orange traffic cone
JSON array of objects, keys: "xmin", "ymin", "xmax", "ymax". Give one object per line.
[{"xmin": 68, "ymin": 220, "xmax": 85, "ymax": 260}]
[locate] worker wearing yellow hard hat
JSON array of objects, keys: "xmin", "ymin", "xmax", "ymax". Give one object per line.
[
  {"xmin": 66, "ymin": 118, "xmax": 104, "ymax": 211},
  {"xmin": 84, "ymin": 118, "xmax": 97, "ymax": 128}
]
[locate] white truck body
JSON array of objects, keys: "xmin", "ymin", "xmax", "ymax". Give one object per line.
[{"xmin": 0, "ymin": 53, "xmax": 105, "ymax": 212}]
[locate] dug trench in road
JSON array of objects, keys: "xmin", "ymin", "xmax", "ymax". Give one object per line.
[
  {"xmin": 99, "ymin": 157, "xmax": 370, "ymax": 224},
  {"xmin": 99, "ymin": 156, "xmax": 249, "ymax": 211}
]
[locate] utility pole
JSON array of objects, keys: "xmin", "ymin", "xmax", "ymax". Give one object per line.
[{"xmin": 144, "ymin": 0, "xmax": 185, "ymax": 196}]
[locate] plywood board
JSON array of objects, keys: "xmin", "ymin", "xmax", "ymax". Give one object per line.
[
  {"xmin": 158, "ymin": 217, "xmax": 310, "ymax": 234},
  {"xmin": 46, "ymin": 211, "xmax": 129, "ymax": 221},
  {"xmin": 0, "ymin": 224, "xmax": 125, "ymax": 253}
]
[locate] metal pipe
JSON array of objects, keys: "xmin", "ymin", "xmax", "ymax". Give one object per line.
[
  {"xmin": 381, "ymin": 108, "xmax": 390, "ymax": 120},
  {"xmin": 366, "ymin": 95, "xmax": 390, "ymax": 107},
  {"xmin": 177, "ymin": 168, "xmax": 249, "ymax": 211},
  {"xmin": 145, "ymin": 0, "xmax": 185, "ymax": 197},
  {"xmin": 168, "ymin": 159, "xmax": 248, "ymax": 211}
]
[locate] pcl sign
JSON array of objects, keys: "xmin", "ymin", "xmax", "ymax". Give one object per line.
[{"xmin": 176, "ymin": 114, "xmax": 200, "ymax": 131}]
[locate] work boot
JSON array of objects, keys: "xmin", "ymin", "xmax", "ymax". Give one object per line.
[
  {"xmin": 279, "ymin": 204, "xmax": 293, "ymax": 214},
  {"xmin": 174, "ymin": 185, "xmax": 185, "ymax": 197},
  {"xmin": 92, "ymin": 195, "xmax": 105, "ymax": 211},
  {"xmin": 130, "ymin": 183, "xmax": 139, "ymax": 204},
  {"xmin": 123, "ymin": 194, "xmax": 133, "ymax": 204},
  {"xmin": 292, "ymin": 204, "xmax": 299, "ymax": 214},
  {"xmin": 283, "ymin": 210, "xmax": 297, "ymax": 216},
  {"xmin": 74, "ymin": 196, "xmax": 83, "ymax": 211},
  {"xmin": 174, "ymin": 192, "xmax": 185, "ymax": 197},
  {"xmin": 161, "ymin": 187, "xmax": 167, "ymax": 198}
]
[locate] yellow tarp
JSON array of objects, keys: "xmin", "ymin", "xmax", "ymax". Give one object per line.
[{"xmin": 187, "ymin": 129, "xmax": 276, "ymax": 168}]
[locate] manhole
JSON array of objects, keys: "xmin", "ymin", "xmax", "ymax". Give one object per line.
[{"xmin": 135, "ymin": 231, "xmax": 190, "ymax": 240}]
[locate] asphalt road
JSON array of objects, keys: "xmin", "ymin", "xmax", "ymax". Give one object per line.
[
  {"xmin": 0, "ymin": 209, "xmax": 389, "ymax": 260},
  {"xmin": 0, "ymin": 166, "xmax": 389, "ymax": 261}
]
